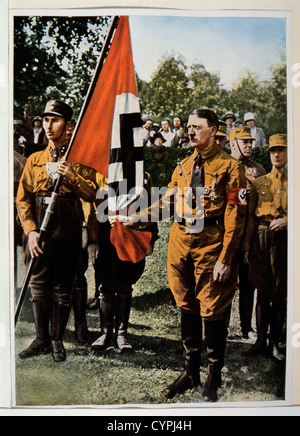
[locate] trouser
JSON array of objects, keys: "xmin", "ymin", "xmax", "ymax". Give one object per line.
[
  {"xmin": 167, "ymin": 222, "xmax": 238, "ymax": 385},
  {"xmin": 94, "ymin": 222, "xmax": 146, "ymax": 336},
  {"xmin": 167, "ymin": 222, "xmax": 238, "ymax": 319},
  {"xmin": 238, "ymin": 256, "xmax": 255, "ymax": 336},
  {"xmin": 249, "ymin": 224, "xmax": 287, "ymax": 345},
  {"xmin": 23, "ymin": 198, "xmax": 83, "ymax": 339}
]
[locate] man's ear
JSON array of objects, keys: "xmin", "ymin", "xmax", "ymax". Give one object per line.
[{"xmin": 211, "ymin": 126, "xmax": 218, "ymax": 136}]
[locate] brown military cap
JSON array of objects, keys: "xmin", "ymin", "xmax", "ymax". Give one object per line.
[
  {"xmin": 42, "ymin": 100, "xmax": 73, "ymax": 121},
  {"xmin": 216, "ymin": 120, "xmax": 227, "ymax": 137},
  {"xmin": 268, "ymin": 134, "xmax": 287, "ymax": 150},
  {"xmin": 229, "ymin": 126, "xmax": 255, "ymax": 142}
]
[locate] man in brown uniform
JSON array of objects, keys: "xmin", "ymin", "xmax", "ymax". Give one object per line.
[
  {"xmin": 229, "ymin": 126, "xmax": 266, "ymax": 341},
  {"xmin": 123, "ymin": 108, "xmax": 247, "ymax": 402},
  {"xmin": 241, "ymin": 134, "xmax": 287, "ymax": 361},
  {"xmin": 16, "ymin": 100, "xmax": 98, "ymax": 362}
]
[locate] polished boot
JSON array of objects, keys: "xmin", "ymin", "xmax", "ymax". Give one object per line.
[
  {"xmin": 51, "ymin": 301, "xmax": 71, "ymax": 362},
  {"xmin": 241, "ymin": 300, "xmax": 269, "ymax": 357},
  {"xmin": 86, "ymin": 286, "xmax": 100, "ymax": 311},
  {"xmin": 202, "ymin": 319, "xmax": 226, "ymax": 403},
  {"xmin": 162, "ymin": 313, "xmax": 202, "ymax": 399},
  {"xmin": 115, "ymin": 293, "xmax": 134, "ymax": 354},
  {"xmin": 91, "ymin": 293, "xmax": 115, "ymax": 351},
  {"xmin": 73, "ymin": 287, "xmax": 91, "ymax": 344},
  {"xmin": 269, "ymin": 299, "xmax": 286, "ymax": 361},
  {"xmin": 19, "ymin": 299, "xmax": 51, "ymax": 359}
]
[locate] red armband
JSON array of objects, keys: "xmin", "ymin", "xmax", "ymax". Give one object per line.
[{"xmin": 226, "ymin": 188, "xmax": 247, "ymax": 205}]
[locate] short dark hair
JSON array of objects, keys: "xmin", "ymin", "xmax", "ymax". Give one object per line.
[{"xmin": 190, "ymin": 108, "xmax": 219, "ymax": 130}]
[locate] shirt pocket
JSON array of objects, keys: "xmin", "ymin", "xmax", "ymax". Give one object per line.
[
  {"xmin": 256, "ymin": 185, "xmax": 273, "ymax": 204},
  {"xmin": 204, "ymin": 169, "xmax": 228, "ymax": 199},
  {"xmin": 32, "ymin": 163, "xmax": 49, "ymax": 187}
]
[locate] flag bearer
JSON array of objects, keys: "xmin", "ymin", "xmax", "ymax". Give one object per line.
[{"xmin": 16, "ymin": 99, "xmax": 98, "ymax": 363}]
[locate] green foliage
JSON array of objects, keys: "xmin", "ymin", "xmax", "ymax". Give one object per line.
[
  {"xmin": 144, "ymin": 147, "xmax": 192, "ymax": 187},
  {"xmin": 144, "ymin": 146, "xmax": 272, "ymax": 188},
  {"xmin": 14, "ymin": 16, "xmax": 111, "ymax": 116},
  {"xmin": 138, "ymin": 56, "xmax": 287, "ymax": 141},
  {"xmin": 252, "ymin": 146, "xmax": 272, "ymax": 173},
  {"xmin": 14, "ymin": 17, "xmax": 287, "ymax": 142}
]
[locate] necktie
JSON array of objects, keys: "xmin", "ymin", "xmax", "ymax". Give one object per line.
[
  {"xmin": 50, "ymin": 146, "xmax": 59, "ymax": 162},
  {"xmin": 190, "ymin": 153, "xmax": 202, "ymax": 193}
]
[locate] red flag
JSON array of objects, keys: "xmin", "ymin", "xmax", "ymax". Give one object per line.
[
  {"xmin": 68, "ymin": 16, "xmax": 152, "ymax": 263},
  {"xmin": 67, "ymin": 16, "xmax": 138, "ymax": 178},
  {"xmin": 110, "ymin": 220, "xmax": 152, "ymax": 263}
]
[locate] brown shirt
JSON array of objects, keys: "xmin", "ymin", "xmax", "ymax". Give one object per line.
[
  {"xmin": 16, "ymin": 144, "xmax": 98, "ymax": 235},
  {"xmin": 136, "ymin": 143, "xmax": 247, "ymax": 265},
  {"xmin": 242, "ymin": 166, "xmax": 287, "ymax": 251}
]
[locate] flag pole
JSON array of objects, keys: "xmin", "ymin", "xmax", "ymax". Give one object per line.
[{"xmin": 15, "ymin": 16, "xmax": 120, "ymax": 326}]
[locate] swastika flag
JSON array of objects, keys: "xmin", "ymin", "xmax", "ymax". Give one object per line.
[{"xmin": 67, "ymin": 16, "xmax": 151, "ymax": 262}]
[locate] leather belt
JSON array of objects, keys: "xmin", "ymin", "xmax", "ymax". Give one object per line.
[
  {"xmin": 179, "ymin": 215, "xmax": 224, "ymax": 227},
  {"xmin": 35, "ymin": 195, "xmax": 79, "ymax": 207}
]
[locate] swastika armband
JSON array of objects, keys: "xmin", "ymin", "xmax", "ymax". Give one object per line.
[{"xmin": 226, "ymin": 188, "xmax": 247, "ymax": 205}]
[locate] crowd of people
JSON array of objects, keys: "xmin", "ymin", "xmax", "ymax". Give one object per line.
[
  {"xmin": 141, "ymin": 110, "xmax": 267, "ymax": 150},
  {"xmin": 14, "ymin": 99, "xmax": 287, "ymax": 404}
]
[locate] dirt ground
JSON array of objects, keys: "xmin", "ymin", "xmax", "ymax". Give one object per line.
[{"xmin": 14, "ymin": 222, "xmax": 286, "ymax": 408}]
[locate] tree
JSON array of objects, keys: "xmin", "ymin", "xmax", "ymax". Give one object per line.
[{"xmin": 14, "ymin": 16, "xmax": 112, "ymax": 117}]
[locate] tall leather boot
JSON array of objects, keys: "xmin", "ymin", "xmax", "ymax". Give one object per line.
[
  {"xmin": 51, "ymin": 301, "xmax": 71, "ymax": 362},
  {"xmin": 162, "ymin": 312, "xmax": 202, "ymax": 399},
  {"xmin": 115, "ymin": 293, "xmax": 133, "ymax": 354},
  {"xmin": 91, "ymin": 292, "xmax": 115, "ymax": 351},
  {"xmin": 73, "ymin": 287, "xmax": 91, "ymax": 344},
  {"xmin": 241, "ymin": 298, "xmax": 269, "ymax": 357},
  {"xmin": 269, "ymin": 297, "xmax": 286, "ymax": 361},
  {"xmin": 202, "ymin": 319, "xmax": 227, "ymax": 403},
  {"xmin": 19, "ymin": 298, "xmax": 51, "ymax": 359},
  {"xmin": 86, "ymin": 286, "xmax": 100, "ymax": 311}
]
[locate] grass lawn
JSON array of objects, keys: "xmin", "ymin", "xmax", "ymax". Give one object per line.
[{"xmin": 14, "ymin": 221, "xmax": 286, "ymax": 407}]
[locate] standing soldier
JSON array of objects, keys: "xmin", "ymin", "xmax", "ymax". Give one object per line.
[
  {"xmin": 16, "ymin": 100, "xmax": 98, "ymax": 362},
  {"xmin": 122, "ymin": 108, "xmax": 247, "ymax": 402},
  {"xmin": 241, "ymin": 134, "xmax": 287, "ymax": 361},
  {"xmin": 229, "ymin": 126, "xmax": 266, "ymax": 341},
  {"xmin": 215, "ymin": 120, "xmax": 228, "ymax": 151},
  {"xmin": 89, "ymin": 172, "xmax": 159, "ymax": 354}
]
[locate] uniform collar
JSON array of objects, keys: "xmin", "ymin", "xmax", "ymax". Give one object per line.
[
  {"xmin": 193, "ymin": 142, "xmax": 220, "ymax": 160},
  {"xmin": 271, "ymin": 165, "xmax": 287, "ymax": 177},
  {"xmin": 47, "ymin": 142, "xmax": 69, "ymax": 157}
]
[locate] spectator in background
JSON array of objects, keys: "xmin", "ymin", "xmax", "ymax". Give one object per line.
[
  {"xmin": 173, "ymin": 116, "xmax": 189, "ymax": 148},
  {"xmin": 224, "ymin": 111, "xmax": 236, "ymax": 139},
  {"xmin": 160, "ymin": 118, "xmax": 176, "ymax": 147},
  {"xmin": 244, "ymin": 112, "xmax": 267, "ymax": 148},
  {"xmin": 24, "ymin": 117, "xmax": 48, "ymax": 157},
  {"xmin": 23, "ymin": 103, "xmax": 34, "ymax": 128},
  {"xmin": 142, "ymin": 119, "xmax": 154, "ymax": 147}
]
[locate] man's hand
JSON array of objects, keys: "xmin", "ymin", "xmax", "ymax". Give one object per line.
[
  {"xmin": 57, "ymin": 161, "xmax": 77, "ymax": 182},
  {"xmin": 108, "ymin": 215, "xmax": 135, "ymax": 227},
  {"xmin": 87, "ymin": 243, "xmax": 99, "ymax": 264},
  {"xmin": 270, "ymin": 217, "xmax": 286, "ymax": 232},
  {"xmin": 28, "ymin": 231, "xmax": 43, "ymax": 258},
  {"xmin": 213, "ymin": 261, "xmax": 231, "ymax": 283}
]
